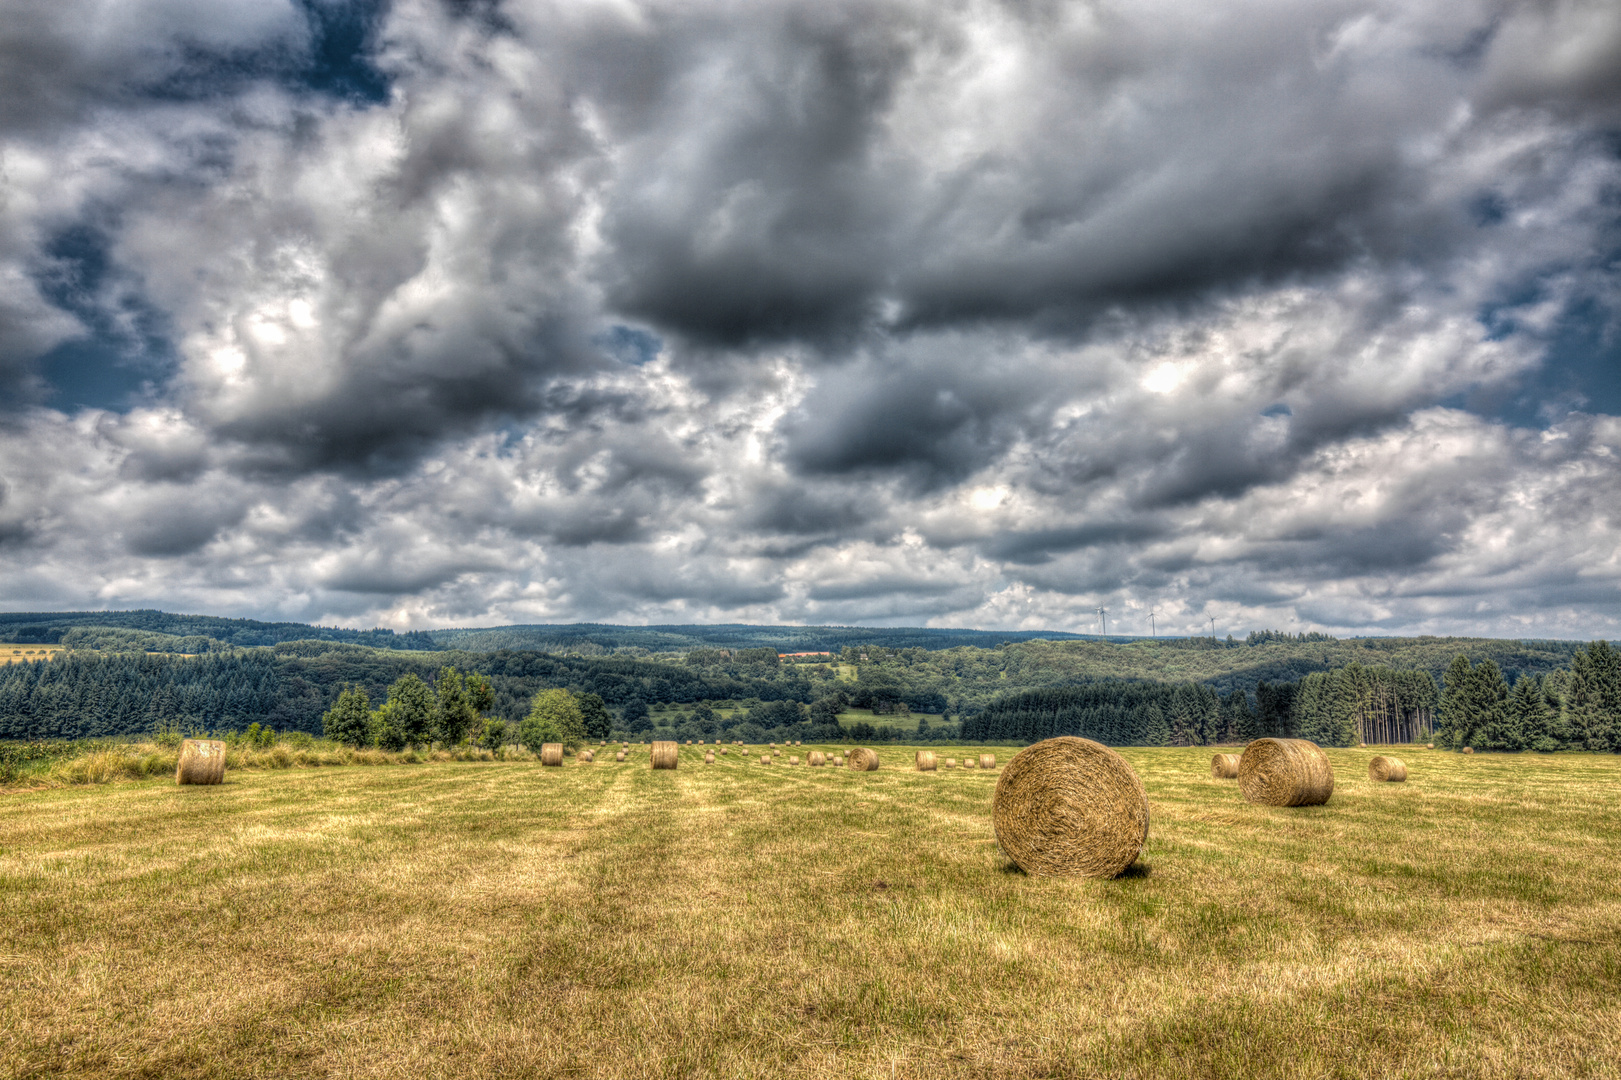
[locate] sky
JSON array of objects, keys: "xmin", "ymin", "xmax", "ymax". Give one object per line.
[{"xmin": 0, "ymin": 0, "xmax": 1619, "ymax": 639}]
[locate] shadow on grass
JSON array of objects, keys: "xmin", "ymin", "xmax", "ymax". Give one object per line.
[{"xmin": 1117, "ymin": 862, "xmax": 1153, "ymax": 879}]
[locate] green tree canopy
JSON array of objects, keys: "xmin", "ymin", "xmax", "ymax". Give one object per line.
[
  {"xmin": 375, "ymin": 672, "xmax": 434, "ymax": 750},
  {"xmin": 322, "ymin": 686, "xmax": 372, "ymax": 747},
  {"xmin": 520, "ymin": 689, "xmax": 586, "ymax": 751}
]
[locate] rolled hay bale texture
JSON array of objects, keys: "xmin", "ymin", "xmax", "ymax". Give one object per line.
[
  {"xmin": 651, "ymin": 740, "xmax": 679, "ymax": 769},
  {"xmin": 1462, "ymin": 746, "xmax": 1475, "ymax": 754},
  {"xmin": 705, "ymin": 753, "xmax": 716, "ymax": 764},
  {"xmin": 1368, "ymin": 755, "xmax": 1407, "ymax": 782},
  {"xmin": 992, "ymin": 736, "xmax": 1149, "ymax": 879},
  {"xmin": 1237, "ymin": 738, "xmax": 1333, "ymax": 806},
  {"xmin": 541, "ymin": 743, "xmax": 564, "ymax": 767},
  {"xmin": 834, "ymin": 756, "xmax": 845, "ymax": 766},
  {"xmin": 809, "ymin": 751, "xmax": 825, "ymax": 766},
  {"xmin": 915, "ymin": 750, "xmax": 938, "ymax": 771},
  {"xmin": 846, "ymin": 747, "xmax": 880, "ymax": 771},
  {"xmin": 1210, "ymin": 753, "xmax": 1241, "ymax": 779},
  {"xmin": 944, "ymin": 758, "xmax": 958, "ymax": 769},
  {"xmin": 615, "ymin": 751, "xmax": 626, "ymax": 761},
  {"xmin": 580, "ymin": 749, "xmax": 595, "ymax": 762},
  {"xmin": 979, "ymin": 754, "xmax": 997, "ymax": 770},
  {"xmin": 176, "ymin": 738, "xmax": 226, "ymax": 786},
  {"xmin": 789, "ymin": 755, "xmax": 800, "ymax": 765},
  {"xmin": 760, "ymin": 754, "xmax": 771, "ymax": 764}
]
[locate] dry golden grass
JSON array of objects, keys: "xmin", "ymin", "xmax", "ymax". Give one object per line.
[{"xmin": 2, "ymin": 744, "xmax": 1620, "ymax": 1078}]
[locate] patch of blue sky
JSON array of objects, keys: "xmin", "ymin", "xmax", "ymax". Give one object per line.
[{"xmin": 595, "ymin": 325, "xmax": 663, "ymax": 367}]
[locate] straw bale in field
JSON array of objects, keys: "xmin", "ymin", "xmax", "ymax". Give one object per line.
[
  {"xmin": 616, "ymin": 751, "xmax": 626, "ymax": 761},
  {"xmin": 1237, "ymin": 738, "xmax": 1333, "ymax": 806},
  {"xmin": 944, "ymin": 757, "xmax": 957, "ymax": 769},
  {"xmin": 176, "ymin": 739, "xmax": 226, "ymax": 785},
  {"xmin": 992, "ymin": 736, "xmax": 1148, "ymax": 879},
  {"xmin": 789, "ymin": 755, "xmax": 800, "ymax": 765},
  {"xmin": 915, "ymin": 750, "xmax": 937, "ymax": 771},
  {"xmin": 541, "ymin": 743, "xmax": 564, "ymax": 767},
  {"xmin": 580, "ymin": 749, "xmax": 595, "ymax": 762},
  {"xmin": 760, "ymin": 754, "xmax": 771, "ymax": 764},
  {"xmin": 705, "ymin": 753, "xmax": 716, "ymax": 764},
  {"xmin": 979, "ymin": 754, "xmax": 996, "ymax": 770},
  {"xmin": 1426, "ymin": 742, "xmax": 1434, "ymax": 749},
  {"xmin": 809, "ymin": 751, "xmax": 825, "ymax": 766},
  {"xmin": 1210, "ymin": 753, "xmax": 1241, "ymax": 779},
  {"xmin": 1462, "ymin": 746, "xmax": 1474, "ymax": 754},
  {"xmin": 834, "ymin": 756, "xmax": 844, "ymax": 766},
  {"xmin": 651, "ymin": 740, "xmax": 679, "ymax": 769},
  {"xmin": 1368, "ymin": 755, "xmax": 1407, "ymax": 782},
  {"xmin": 847, "ymin": 747, "xmax": 880, "ymax": 771}
]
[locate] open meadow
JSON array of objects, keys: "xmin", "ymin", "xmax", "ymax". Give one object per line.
[{"xmin": 3, "ymin": 744, "xmax": 1620, "ymax": 1079}]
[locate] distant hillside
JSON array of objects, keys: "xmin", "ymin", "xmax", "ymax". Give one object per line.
[
  {"xmin": 428, "ymin": 622, "xmax": 1097, "ymax": 653},
  {"xmin": 0, "ymin": 611, "xmax": 438, "ymax": 651}
]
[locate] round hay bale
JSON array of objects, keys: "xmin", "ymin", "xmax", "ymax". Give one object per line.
[
  {"xmin": 944, "ymin": 757, "xmax": 957, "ymax": 769},
  {"xmin": 1368, "ymin": 755, "xmax": 1407, "ymax": 782},
  {"xmin": 760, "ymin": 754, "xmax": 771, "ymax": 764},
  {"xmin": 770, "ymin": 742, "xmax": 776, "ymax": 749},
  {"xmin": 795, "ymin": 741, "xmax": 802, "ymax": 746},
  {"xmin": 540, "ymin": 743, "xmax": 564, "ymax": 767},
  {"xmin": 1425, "ymin": 742, "xmax": 1434, "ymax": 749},
  {"xmin": 705, "ymin": 753, "xmax": 716, "ymax": 764},
  {"xmin": 809, "ymin": 751, "xmax": 826, "ymax": 766},
  {"xmin": 1462, "ymin": 746, "xmax": 1474, "ymax": 754},
  {"xmin": 789, "ymin": 755, "xmax": 800, "ymax": 765},
  {"xmin": 686, "ymin": 739, "xmax": 692, "ymax": 745},
  {"xmin": 833, "ymin": 756, "xmax": 845, "ymax": 767},
  {"xmin": 846, "ymin": 747, "xmax": 880, "ymax": 772},
  {"xmin": 580, "ymin": 749, "xmax": 595, "ymax": 763},
  {"xmin": 616, "ymin": 751, "xmax": 626, "ymax": 761},
  {"xmin": 979, "ymin": 754, "xmax": 996, "ymax": 770},
  {"xmin": 992, "ymin": 736, "xmax": 1149, "ymax": 879},
  {"xmin": 1358, "ymin": 741, "xmax": 1367, "ymax": 747},
  {"xmin": 175, "ymin": 738, "xmax": 226, "ymax": 785},
  {"xmin": 1237, "ymin": 738, "xmax": 1333, "ymax": 806},
  {"xmin": 915, "ymin": 750, "xmax": 937, "ymax": 771},
  {"xmin": 1210, "ymin": 753, "xmax": 1241, "ymax": 779},
  {"xmin": 651, "ymin": 740, "xmax": 679, "ymax": 769}
]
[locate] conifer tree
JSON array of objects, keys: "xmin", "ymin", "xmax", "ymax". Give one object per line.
[{"xmin": 322, "ymin": 686, "xmax": 373, "ymax": 747}]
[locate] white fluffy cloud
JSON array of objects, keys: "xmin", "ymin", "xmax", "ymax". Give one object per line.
[{"xmin": 0, "ymin": 0, "xmax": 1618, "ymax": 637}]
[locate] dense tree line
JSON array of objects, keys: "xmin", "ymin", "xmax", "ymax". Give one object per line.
[{"xmin": 1437, "ymin": 642, "xmax": 1621, "ymax": 752}]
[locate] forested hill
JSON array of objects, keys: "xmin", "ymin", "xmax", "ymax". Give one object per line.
[
  {"xmin": 0, "ymin": 611, "xmax": 437, "ymax": 650},
  {"xmin": 426, "ymin": 623, "xmax": 1094, "ymax": 652}
]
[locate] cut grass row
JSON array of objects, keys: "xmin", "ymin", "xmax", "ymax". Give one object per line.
[{"xmin": 2, "ymin": 746, "xmax": 1619, "ymax": 1078}]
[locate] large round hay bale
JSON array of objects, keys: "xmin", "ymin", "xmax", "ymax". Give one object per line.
[
  {"xmin": 176, "ymin": 738, "xmax": 226, "ymax": 785},
  {"xmin": 978, "ymin": 754, "xmax": 996, "ymax": 770},
  {"xmin": 809, "ymin": 751, "xmax": 825, "ymax": 766},
  {"xmin": 1462, "ymin": 746, "xmax": 1475, "ymax": 754},
  {"xmin": 915, "ymin": 750, "xmax": 937, "ymax": 771},
  {"xmin": 847, "ymin": 747, "xmax": 880, "ymax": 771},
  {"xmin": 789, "ymin": 755, "xmax": 800, "ymax": 765},
  {"xmin": 992, "ymin": 736, "xmax": 1149, "ymax": 878},
  {"xmin": 1210, "ymin": 753, "xmax": 1240, "ymax": 779},
  {"xmin": 1237, "ymin": 738, "xmax": 1333, "ymax": 806},
  {"xmin": 1368, "ymin": 755, "xmax": 1407, "ymax": 782},
  {"xmin": 651, "ymin": 740, "xmax": 679, "ymax": 769},
  {"xmin": 541, "ymin": 743, "xmax": 564, "ymax": 767},
  {"xmin": 760, "ymin": 754, "xmax": 771, "ymax": 764}
]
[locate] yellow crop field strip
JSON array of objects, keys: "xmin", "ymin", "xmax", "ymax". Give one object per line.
[
  {"xmin": 2, "ymin": 644, "xmax": 67, "ymax": 665},
  {"xmin": 2, "ymin": 744, "xmax": 1619, "ymax": 1079}
]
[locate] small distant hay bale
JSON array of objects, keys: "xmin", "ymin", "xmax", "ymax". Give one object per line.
[
  {"xmin": 541, "ymin": 743, "xmax": 564, "ymax": 767},
  {"xmin": 760, "ymin": 754, "xmax": 771, "ymax": 764},
  {"xmin": 847, "ymin": 747, "xmax": 880, "ymax": 771},
  {"xmin": 915, "ymin": 750, "xmax": 937, "ymax": 771},
  {"xmin": 789, "ymin": 755, "xmax": 800, "ymax": 765},
  {"xmin": 1462, "ymin": 746, "xmax": 1475, "ymax": 755},
  {"xmin": 579, "ymin": 749, "xmax": 595, "ymax": 763},
  {"xmin": 944, "ymin": 757, "xmax": 957, "ymax": 769},
  {"xmin": 686, "ymin": 739, "xmax": 692, "ymax": 745},
  {"xmin": 1210, "ymin": 753, "xmax": 1241, "ymax": 779},
  {"xmin": 1359, "ymin": 742, "xmax": 1367, "ymax": 747},
  {"xmin": 770, "ymin": 742, "xmax": 777, "ymax": 748},
  {"xmin": 705, "ymin": 753, "xmax": 716, "ymax": 764},
  {"xmin": 615, "ymin": 751, "xmax": 626, "ymax": 761},
  {"xmin": 1425, "ymin": 742, "xmax": 1435, "ymax": 749},
  {"xmin": 175, "ymin": 738, "xmax": 226, "ymax": 785},
  {"xmin": 978, "ymin": 754, "xmax": 996, "ymax": 770},
  {"xmin": 992, "ymin": 736, "xmax": 1149, "ymax": 879},
  {"xmin": 1368, "ymin": 755, "xmax": 1407, "ymax": 782},
  {"xmin": 795, "ymin": 741, "xmax": 802, "ymax": 746},
  {"xmin": 651, "ymin": 740, "xmax": 679, "ymax": 769},
  {"xmin": 1237, "ymin": 738, "xmax": 1333, "ymax": 806},
  {"xmin": 809, "ymin": 751, "xmax": 826, "ymax": 766}
]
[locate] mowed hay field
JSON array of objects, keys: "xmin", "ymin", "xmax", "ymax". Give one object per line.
[{"xmin": 3, "ymin": 746, "xmax": 1620, "ymax": 1079}]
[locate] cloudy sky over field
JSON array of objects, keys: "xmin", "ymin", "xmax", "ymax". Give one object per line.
[{"xmin": 1, "ymin": 0, "xmax": 1619, "ymax": 637}]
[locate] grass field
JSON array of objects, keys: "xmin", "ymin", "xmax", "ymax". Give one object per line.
[
  {"xmin": 3, "ymin": 744, "xmax": 1619, "ymax": 1079},
  {"xmin": 2, "ymin": 644, "xmax": 66, "ymax": 665}
]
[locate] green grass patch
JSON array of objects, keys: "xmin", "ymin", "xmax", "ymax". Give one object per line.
[{"xmin": 3, "ymin": 745, "xmax": 1619, "ymax": 1077}]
